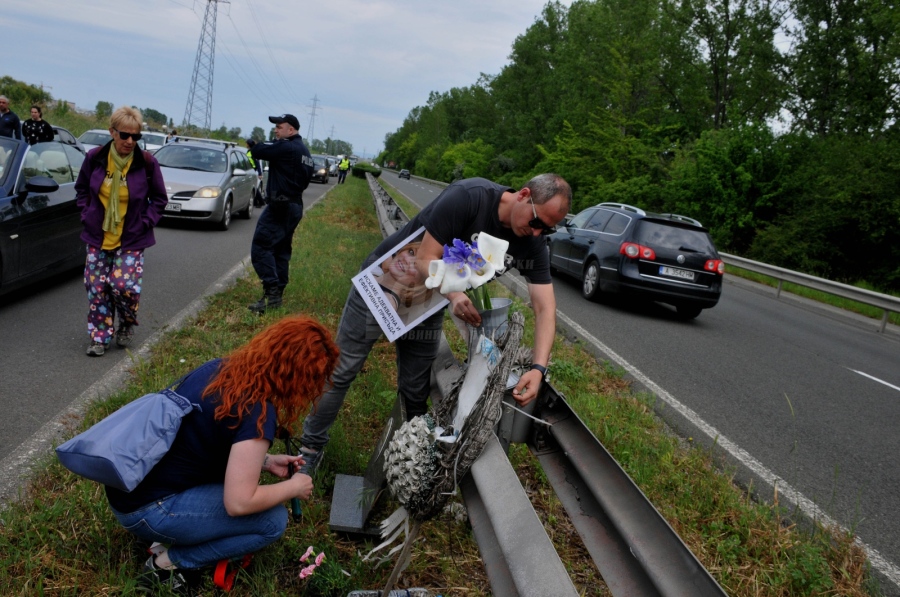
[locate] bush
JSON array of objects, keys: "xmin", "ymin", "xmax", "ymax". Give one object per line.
[{"xmin": 352, "ymin": 162, "xmax": 382, "ymax": 178}]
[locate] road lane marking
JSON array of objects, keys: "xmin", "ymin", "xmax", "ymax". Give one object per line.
[{"xmin": 849, "ymin": 369, "xmax": 900, "ymax": 392}]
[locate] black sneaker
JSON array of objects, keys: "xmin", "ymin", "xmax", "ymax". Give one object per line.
[
  {"xmin": 137, "ymin": 555, "xmax": 199, "ymax": 595},
  {"xmin": 116, "ymin": 324, "xmax": 135, "ymax": 348},
  {"xmin": 298, "ymin": 447, "xmax": 323, "ymax": 478}
]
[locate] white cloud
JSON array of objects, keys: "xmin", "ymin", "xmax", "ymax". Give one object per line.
[{"xmin": 5, "ymin": 0, "xmax": 563, "ymax": 157}]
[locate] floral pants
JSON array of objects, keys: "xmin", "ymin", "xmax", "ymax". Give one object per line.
[{"xmin": 84, "ymin": 246, "xmax": 144, "ymax": 345}]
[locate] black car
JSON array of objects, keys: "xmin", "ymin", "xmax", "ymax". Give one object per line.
[
  {"xmin": 52, "ymin": 126, "xmax": 87, "ymax": 153},
  {"xmin": 548, "ymin": 202, "xmax": 724, "ymax": 319},
  {"xmin": 310, "ymin": 155, "xmax": 331, "ymax": 184},
  {"xmin": 398, "ymin": 169, "xmax": 410, "ymax": 179},
  {"xmin": 0, "ymin": 137, "xmax": 87, "ymax": 295}
]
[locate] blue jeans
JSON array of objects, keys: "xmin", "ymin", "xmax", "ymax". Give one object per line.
[
  {"xmin": 111, "ymin": 484, "xmax": 287, "ymax": 569},
  {"xmin": 251, "ymin": 202, "xmax": 304, "ymax": 289},
  {"xmin": 300, "ymin": 285, "xmax": 445, "ymax": 450}
]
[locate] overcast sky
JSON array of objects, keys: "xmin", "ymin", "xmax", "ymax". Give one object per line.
[{"xmin": 4, "ymin": 0, "xmax": 565, "ymax": 158}]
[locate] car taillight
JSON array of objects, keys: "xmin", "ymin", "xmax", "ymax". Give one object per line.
[
  {"xmin": 620, "ymin": 242, "xmax": 656, "ymax": 260},
  {"xmin": 704, "ymin": 259, "xmax": 725, "ymax": 275}
]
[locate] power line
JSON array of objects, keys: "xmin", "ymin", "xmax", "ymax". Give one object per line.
[
  {"xmin": 224, "ymin": 13, "xmax": 290, "ymax": 106},
  {"xmin": 243, "ymin": 0, "xmax": 306, "ymax": 107}
]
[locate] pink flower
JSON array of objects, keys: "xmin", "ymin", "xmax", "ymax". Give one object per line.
[
  {"xmin": 300, "ymin": 546, "xmax": 314, "ymax": 563},
  {"xmin": 315, "ymin": 552, "xmax": 326, "ymax": 566},
  {"xmin": 299, "ymin": 564, "xmax": 317, "ymax": 579}
]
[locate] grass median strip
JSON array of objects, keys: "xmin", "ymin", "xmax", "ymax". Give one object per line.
[{"xmin": 0, "ymin": 176, "xmax": 878, "ymax": 596}]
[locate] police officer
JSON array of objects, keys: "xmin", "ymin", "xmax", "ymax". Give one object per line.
[
  {"xmin": 247, "ymin": 114, "xmax": 314, "ymax": 314},
  {"xmin": 337, "ymin": 155, "xmax": 350, "ymax": 184}
]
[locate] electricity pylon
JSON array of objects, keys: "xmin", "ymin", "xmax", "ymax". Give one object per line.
[{"xmin": 183, "ymin": 0, "xmax": 228, "ymax": 132}]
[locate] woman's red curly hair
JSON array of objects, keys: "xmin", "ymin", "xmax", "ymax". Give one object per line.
[{"xmin": 202, "ymin": 316, "xmax": 339, "ymax": 437}]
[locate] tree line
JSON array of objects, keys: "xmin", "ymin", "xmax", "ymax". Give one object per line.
[{"xmin": 378, "ymin": 0, "xmax": 900, "ymax": 292}]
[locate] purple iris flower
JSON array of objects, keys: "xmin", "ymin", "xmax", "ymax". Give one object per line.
[{"xmin": 443, "ymin": 239, "xmax": 472, "ymax": 278}]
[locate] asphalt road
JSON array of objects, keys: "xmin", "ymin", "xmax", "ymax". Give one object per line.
[
  {"xmin": 381, "ymin": 169, "xmax": 900, "ymax": 592},
  {"xmin": 0, "ymin": 179, "xmax": 334, "ymax": 465}
]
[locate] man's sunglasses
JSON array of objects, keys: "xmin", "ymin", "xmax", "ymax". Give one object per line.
[
  {"xmin": 529, "ymin": 196, "xmax": 555, "ymax": 235},
  {"xmin": 114, "ymin": 129, "xmax": 143, "ymax": 142}
]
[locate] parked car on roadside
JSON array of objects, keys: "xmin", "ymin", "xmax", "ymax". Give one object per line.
[
  {"xmin": 0, "ymin": 137, "xmax": 87, "ymax": 295},
  {"xmin": 154, "ymin": 137, "xmax": 256, "ymax": 230},
  {"xmin": 140, "ymin": 131, "xmax": 167, "ymax": 152},
  {"xmin": 310, "ymin": 155, "xmax": 331, "ymax": 184},
  {"xmin": 77, "ymin": 129, "xmax": 145, "ymax": 153},
  {"xmin": 547, "ymin": 202, "xmax": 724, "ymax": 319},
  {"xmin": 76, "ymin": 129, "xmax": 112, "ymax": 152},
  {"xmin": 51, "ymin": 126, "xmax": 86, "ymax": 153},
  {"xmin": 398, "ymin": 169, "xmax": 410, "ymax": 179}
]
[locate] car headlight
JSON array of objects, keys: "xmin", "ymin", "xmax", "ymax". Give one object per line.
[
  {"xmin": 318, "ymin": 169, "xmax": 327, "ymax": 176},
  {"xmin": 194, "ymin": 186, "xmax": 222, "ymax": 198}
]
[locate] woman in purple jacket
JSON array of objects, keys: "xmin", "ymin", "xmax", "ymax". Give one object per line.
[{"xmin": 75, "ymin": 106, "xmax": 168, "ymax": 356}]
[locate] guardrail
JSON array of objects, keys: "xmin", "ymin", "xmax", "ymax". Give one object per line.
[
  {"xmin": 384, "ymin": 170, "xmax": 899, "ymax": 333},
  {"xmin": 365, "ymin": 175, "xmax": 727, "ymax": 596},
  {"xmin": 721, "ymin": 252, "xmax": 899, "ymax": 333}
]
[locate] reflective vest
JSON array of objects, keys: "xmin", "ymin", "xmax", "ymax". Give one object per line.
[{"xmin": 339, "ymin": 158, "xmax": 350, "ymax": 171}]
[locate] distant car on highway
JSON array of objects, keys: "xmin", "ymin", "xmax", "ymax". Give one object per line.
[
  {"xmin": 154, "ymin": 137, "xmax": 257, "ymax": 230},
  {"xmin": 0, "ymin": 137, "xmax": 87, "ymax": 295},
  {"xmin": 398, "ymin": 169, "xmax": 410, "ymax": 179},
  {"xmin": 548, "ymin": 202, "xmax": 724, "ymax": 319},
  {"xmin": 310, "ymin": 155, "xmax": 331, "ymax": 184}
]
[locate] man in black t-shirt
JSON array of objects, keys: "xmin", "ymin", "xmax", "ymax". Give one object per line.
[{"xmin": 298, "ymin": 174, "xmax": 572, "ymax": 475}]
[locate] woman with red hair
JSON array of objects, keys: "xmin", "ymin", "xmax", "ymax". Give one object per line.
[{"xmin": 104, "ymin": 316, "xmax": 339, "ymax": 592}]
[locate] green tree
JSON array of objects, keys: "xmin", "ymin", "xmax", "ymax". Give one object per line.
[
  {"xmin": 142, "ymin": 107, "xmax": 168, "ymax": 127},
  {"xmin": 438, "ymin": 139, "xmax": 495, "ymax": 181},
  {"xmin": 786, "ymin": 0, "xmax": 900, "ymax": 135},
  {"xmin": 95, "ymin": 101, "xmax": 113, "ymax": 119}
]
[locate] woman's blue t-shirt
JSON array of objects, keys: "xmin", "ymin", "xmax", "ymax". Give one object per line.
[{"xmin": 106, "ymin": 358, "xmax": 278, "ymax": 513}]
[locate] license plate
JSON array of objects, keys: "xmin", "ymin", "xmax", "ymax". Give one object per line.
[
  {"xmin": 659, "ymin": 266, "xmax": 694, "ymax": 281},
  {"xmin": 164, "ymin": 203, "xmax": 181, "ymax": 212}
]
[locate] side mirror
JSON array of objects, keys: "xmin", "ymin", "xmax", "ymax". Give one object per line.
[
  {"xmin": 25, "ymin": 175, "xmax": 60, "ymax": 194},
  {"xmin": 232, "ymin": 168, "xmax": 247, "ymax": 177}
]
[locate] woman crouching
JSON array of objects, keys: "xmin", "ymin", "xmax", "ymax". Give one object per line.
[{"xmin": 105, "ymin": 316, "xmax": 339, "ymax": 591}]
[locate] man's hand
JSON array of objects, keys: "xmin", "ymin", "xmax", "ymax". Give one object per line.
[
  {"xmin": 449, "ymin": 292, "xmax": 482, "ymax": 327},
  {"xmin": 512, "ymin": 368, "xmax": 543, "ymax": 406}
]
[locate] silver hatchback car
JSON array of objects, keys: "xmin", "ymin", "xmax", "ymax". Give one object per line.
[{"xmin": 155, "ymin": 138, "xmax": 258, "ymax": 230}]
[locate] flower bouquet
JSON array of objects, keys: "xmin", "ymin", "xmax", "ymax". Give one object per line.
[{"xmin": 424, "ymin": 232, "xmax": 509, "ymax": 312}]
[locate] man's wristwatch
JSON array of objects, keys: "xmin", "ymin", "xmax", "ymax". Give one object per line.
[{"xmin": 530, "ymin": 363, "xmax": 547, "ymax": 378}]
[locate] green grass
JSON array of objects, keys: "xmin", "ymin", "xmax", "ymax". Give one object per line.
[
  {"xmin": 726, "ymin": 265, "xmax": 900, "ymax": 327},
  {"xmin": 0, "ymin": 176, "xmax": 881, "ymax": 596}
]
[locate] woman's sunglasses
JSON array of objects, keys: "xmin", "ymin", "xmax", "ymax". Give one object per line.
[
  {"xmin": 529, "ymin": 196, "xmax": 555, "ymax": 235},
  {"xmin": 114, "ymin": 129, "xmax": 143, "ymax": 142}
]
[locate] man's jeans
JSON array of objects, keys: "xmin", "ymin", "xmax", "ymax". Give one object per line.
[
  {"xmin": 251, "ymin": 202, "xmax": 303, "ymax": 289},
  {"xmin": 111, "ymin": 484, "xmax": 287, "ymax": 569},
  {"xmin": 301, "ymin": 286, "xmax": 445, "ymax": 450}
]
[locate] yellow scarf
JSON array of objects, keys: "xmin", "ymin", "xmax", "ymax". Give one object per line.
[{"xmin": 103, "ymin": 148, "xmax": 134, "ymax": 233}]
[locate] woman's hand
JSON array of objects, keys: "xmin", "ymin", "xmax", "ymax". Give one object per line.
[
  {"xmin": 262, "ymin": 453, "xmax": 302, "ymax": 479},
  {"xmin": 291, "ymin": 471, "xmax": 314, "ymax": 501}
]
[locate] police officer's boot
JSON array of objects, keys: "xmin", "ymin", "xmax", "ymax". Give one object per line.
[{"xmin": 248, "ymin": 285, "xmax": 283, "ymax": 314}]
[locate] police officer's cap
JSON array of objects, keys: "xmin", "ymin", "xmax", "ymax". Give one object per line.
[{"xmin": 269, "ymin": 114, "xmax": 300, "ymax": 130}]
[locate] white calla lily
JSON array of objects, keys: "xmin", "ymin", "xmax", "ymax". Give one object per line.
[
  {"xmin": 475, "ymin": 233, "xmax": 509, "ymax": 273},
  {"xmin": 467, "ymin": 261, "xmax": 496, "ymax": 289},
  {"xmin": 425, "ymin": 260, "xmax": 446, "ymax": 289},
  {"xmin": 440, "ymin": 263, "xmax": 472, "ymax": 294}
]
